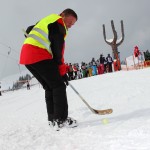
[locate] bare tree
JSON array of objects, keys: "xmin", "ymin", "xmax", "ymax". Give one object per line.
[{"xmin": 103, "ymin": 20, "xmax": 125, "ymax": 70}]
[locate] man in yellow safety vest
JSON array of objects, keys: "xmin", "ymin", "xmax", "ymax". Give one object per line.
[{"xmin": 20, "ymin": 8, "xmax": 78, "ymax": 131}]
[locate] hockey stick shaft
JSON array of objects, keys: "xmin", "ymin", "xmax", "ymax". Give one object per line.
[{"xmin": 69, "ymin": 82, "xmax": 96, "ymax": 114}]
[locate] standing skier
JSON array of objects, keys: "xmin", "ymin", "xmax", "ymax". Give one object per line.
[
  {"xmin": 19, "ymin": 8, "xmax": 78, "ymax": 130},
  {"xmin": 106, "ymin": 54, "xmax": 113, "ymax": 72}
]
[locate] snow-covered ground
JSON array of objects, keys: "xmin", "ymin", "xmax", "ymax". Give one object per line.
[{"xmin": 0, "ymin": 68, "xmax": 150, "ymax": 150}]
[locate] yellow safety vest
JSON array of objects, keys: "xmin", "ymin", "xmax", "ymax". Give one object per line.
[{"xmin": 24, "ymin": 14, "xmax": 67, "ymax": 57}]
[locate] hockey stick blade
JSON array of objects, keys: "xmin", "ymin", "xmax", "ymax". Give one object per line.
[
  {"xmin": 69, "ymin": 82, "xmax": 113, "ymax": 115},
  {"xmin": 93, "ymin": 108, "xmax": 113, "ymax": 115}
]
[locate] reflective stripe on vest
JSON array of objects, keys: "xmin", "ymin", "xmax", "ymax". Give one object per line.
[
  {"xmin": 27, "ymin": 27, "xmax": 52, "ymax": 55},
  {"xmin": 24, "ymin": 14, "xmax": 67, "ymax": 57}
]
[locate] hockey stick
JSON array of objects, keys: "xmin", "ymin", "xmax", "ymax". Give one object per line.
[{"xmin": 69, "ymin": 82, "xmax": 113, "ymax": 115}]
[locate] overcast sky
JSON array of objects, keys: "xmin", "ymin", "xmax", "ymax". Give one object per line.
[{"xmin": 0, "ymin": 0, "xmax": 150, "ymax": 79}]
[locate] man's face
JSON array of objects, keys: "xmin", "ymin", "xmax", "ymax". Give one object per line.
[{"xmin": 63, "ymin": 15, "xmax": 77, "ymax": 29}]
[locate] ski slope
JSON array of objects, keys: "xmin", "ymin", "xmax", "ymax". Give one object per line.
[{"xmin": 0, "ymin": 68, "xmax": 150, "ymax": 150}]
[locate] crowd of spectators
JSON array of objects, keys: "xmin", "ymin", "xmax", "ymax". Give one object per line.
[{"xmin": 65, "ymin": 54, "xmax": 114, "ymax": 80}]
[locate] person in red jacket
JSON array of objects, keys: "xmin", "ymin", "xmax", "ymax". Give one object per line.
[
  {"xmin": 20, "ymin": 8, "xmax": 78, "ymax": 131},
  {"xmin": 134, "ymin": 46, "xmax": 140, "ymax": 57}
]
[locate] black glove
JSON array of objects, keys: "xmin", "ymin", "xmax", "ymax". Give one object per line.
[{"xmin": 62, "ymin": 74, "xmax": 69, "ymax": 86}]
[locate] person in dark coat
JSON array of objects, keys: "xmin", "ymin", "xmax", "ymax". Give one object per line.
[
  {"xmin": 0, "ymin": 85, "xmax": 2, "ymax": 96},
  {"xmin": 26, "ymin": 81, "xmax": 30, "ymax": 90},
  {"xmin": 106, "ymin": 54, "xmax": 113, "ymax": 72}
]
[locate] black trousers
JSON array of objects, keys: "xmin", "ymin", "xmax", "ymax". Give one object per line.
[{"xmin": 25, "ymin": 60, "xmax": 68, "ymax": 122}]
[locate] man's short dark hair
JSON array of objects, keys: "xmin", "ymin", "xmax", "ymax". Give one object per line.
[{"xmin": 61, "ymin": 8, "xmax": 78, "ymax": 20}]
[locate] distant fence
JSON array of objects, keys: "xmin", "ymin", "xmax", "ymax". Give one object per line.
[{"xmin": 123, "ymin": 53, "xmax": 147, "ymax": 71}]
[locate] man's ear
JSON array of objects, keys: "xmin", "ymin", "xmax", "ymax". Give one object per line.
[{"xmin": 60, "ymin": 13, "xmax": 65, "ymax": 18}]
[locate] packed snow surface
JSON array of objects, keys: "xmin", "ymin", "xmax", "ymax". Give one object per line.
[{"xmin": 0, "ymin": 68, "xmax": 150, "ymax": 150}]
